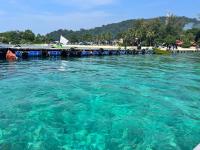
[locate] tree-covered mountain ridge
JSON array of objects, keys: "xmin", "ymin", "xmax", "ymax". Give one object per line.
[
  {"xmin": 1, "ymin": 16, "xmax": 200, "ymax": 46},
  {"xmin": 46, "ymin": 16, "xmax": 200, "ymax": 41}
]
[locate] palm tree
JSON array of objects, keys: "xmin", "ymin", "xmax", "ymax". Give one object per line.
[
  {"xmin": 146, "ymin": 30, "xmax": 155, "ymax": 46},
  {"xmin": 135, "ymin": 29, "xmax": 143, "ymax": 46}
]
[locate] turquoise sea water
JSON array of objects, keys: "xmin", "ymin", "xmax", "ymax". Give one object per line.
[{"xmin": 0, "ymin": 54, "xmax": 200, "ymax": 150}]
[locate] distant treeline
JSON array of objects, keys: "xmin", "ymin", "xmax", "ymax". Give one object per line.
[
  {"xmin": 0, "ymin": 30, "xmax": 48, "ymax": 44},
  {"xmin": 1, "ymin": 16, "xmax": 200, "ymax": 47}
]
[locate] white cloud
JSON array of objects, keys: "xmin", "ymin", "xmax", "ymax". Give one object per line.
[
  {"xmin": 53, "ymin": 0, "xmax": 115, "ymax": 8},
  {"xmin": 0, "ymin": 11, "xmax": 114, "ymax": 33},
  {"xmin": 0, "ymin": 0, "xmax": 119, "ymax": 33},
  {"xmin": 67, "ymin": 0, "xmax": 114, "ymax": 5}
]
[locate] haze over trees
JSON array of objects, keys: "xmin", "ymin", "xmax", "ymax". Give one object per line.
[{"xmin": 0, "ymin": 16, "xmax": 200, "ymax": 48}]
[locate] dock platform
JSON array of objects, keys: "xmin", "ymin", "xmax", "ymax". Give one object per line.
[
  {"xmin": 0, "ymin": 46, "xmax": 153, "ymax": 59},
  {"xmin": 0, "ymin": 45, "xmax": 199, "ymax": 59}
]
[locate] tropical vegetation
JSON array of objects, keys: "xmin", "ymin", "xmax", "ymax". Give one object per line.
[{"xmin": 0, "ymin": 16, "xmax": 200, "ymax": 47}]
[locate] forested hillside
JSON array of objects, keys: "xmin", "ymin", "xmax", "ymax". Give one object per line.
[
  {"xmin": 46, "ymin": 16, "xmax": 200, "ymax": 41},
  {"xmin": 1, "ymin": 16, "xmax": 200, "ymax": 47}
]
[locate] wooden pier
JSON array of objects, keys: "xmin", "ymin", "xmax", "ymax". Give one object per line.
[
  {"xmin": 0, "ymin": 45, "xmax": 199, "ymax": 60},
  {"xmin": 0, "ymin": 46, "xmax": 153, "ymax": 59}
]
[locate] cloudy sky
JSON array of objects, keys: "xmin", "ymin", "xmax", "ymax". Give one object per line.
[{"xmin": 0, "ymin": 0, "xmax": 199, "ymax": 34}]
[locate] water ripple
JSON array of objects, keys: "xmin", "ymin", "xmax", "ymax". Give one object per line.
[{"xmin": 0, "ymin": 54, "xmax": 200, "ymax": 150}]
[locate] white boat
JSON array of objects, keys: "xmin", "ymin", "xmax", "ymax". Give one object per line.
[{"xmin": 60, "ymin": 35, "xmax": 69, "ymax": 45}]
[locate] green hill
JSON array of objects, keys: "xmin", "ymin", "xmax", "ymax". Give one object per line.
[
  {"xmin": 1, "ymin": 16, "xmax": 200, "ymax": 45},
  {"xmin": 46, "ymin": 16, "xmax": 200, "ymax": 41}
]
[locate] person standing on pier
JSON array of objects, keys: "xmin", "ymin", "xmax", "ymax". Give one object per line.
[{"xmin": 196, "ymin": 44, "xmax": 199, "ymax": 51}]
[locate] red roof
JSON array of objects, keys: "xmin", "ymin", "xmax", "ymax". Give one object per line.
[{"xmin": 176, "ymin": 40, "xmax": 183, "ymax": 46}]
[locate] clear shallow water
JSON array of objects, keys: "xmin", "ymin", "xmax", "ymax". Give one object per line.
[{"xmin": 0, "ymin": 54, "xmax": 200, "ymax": 150}]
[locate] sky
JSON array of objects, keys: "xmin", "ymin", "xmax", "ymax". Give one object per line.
[{"xmin": 0, "ymin": 0, "xmax": 199, "ymax": 34}]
